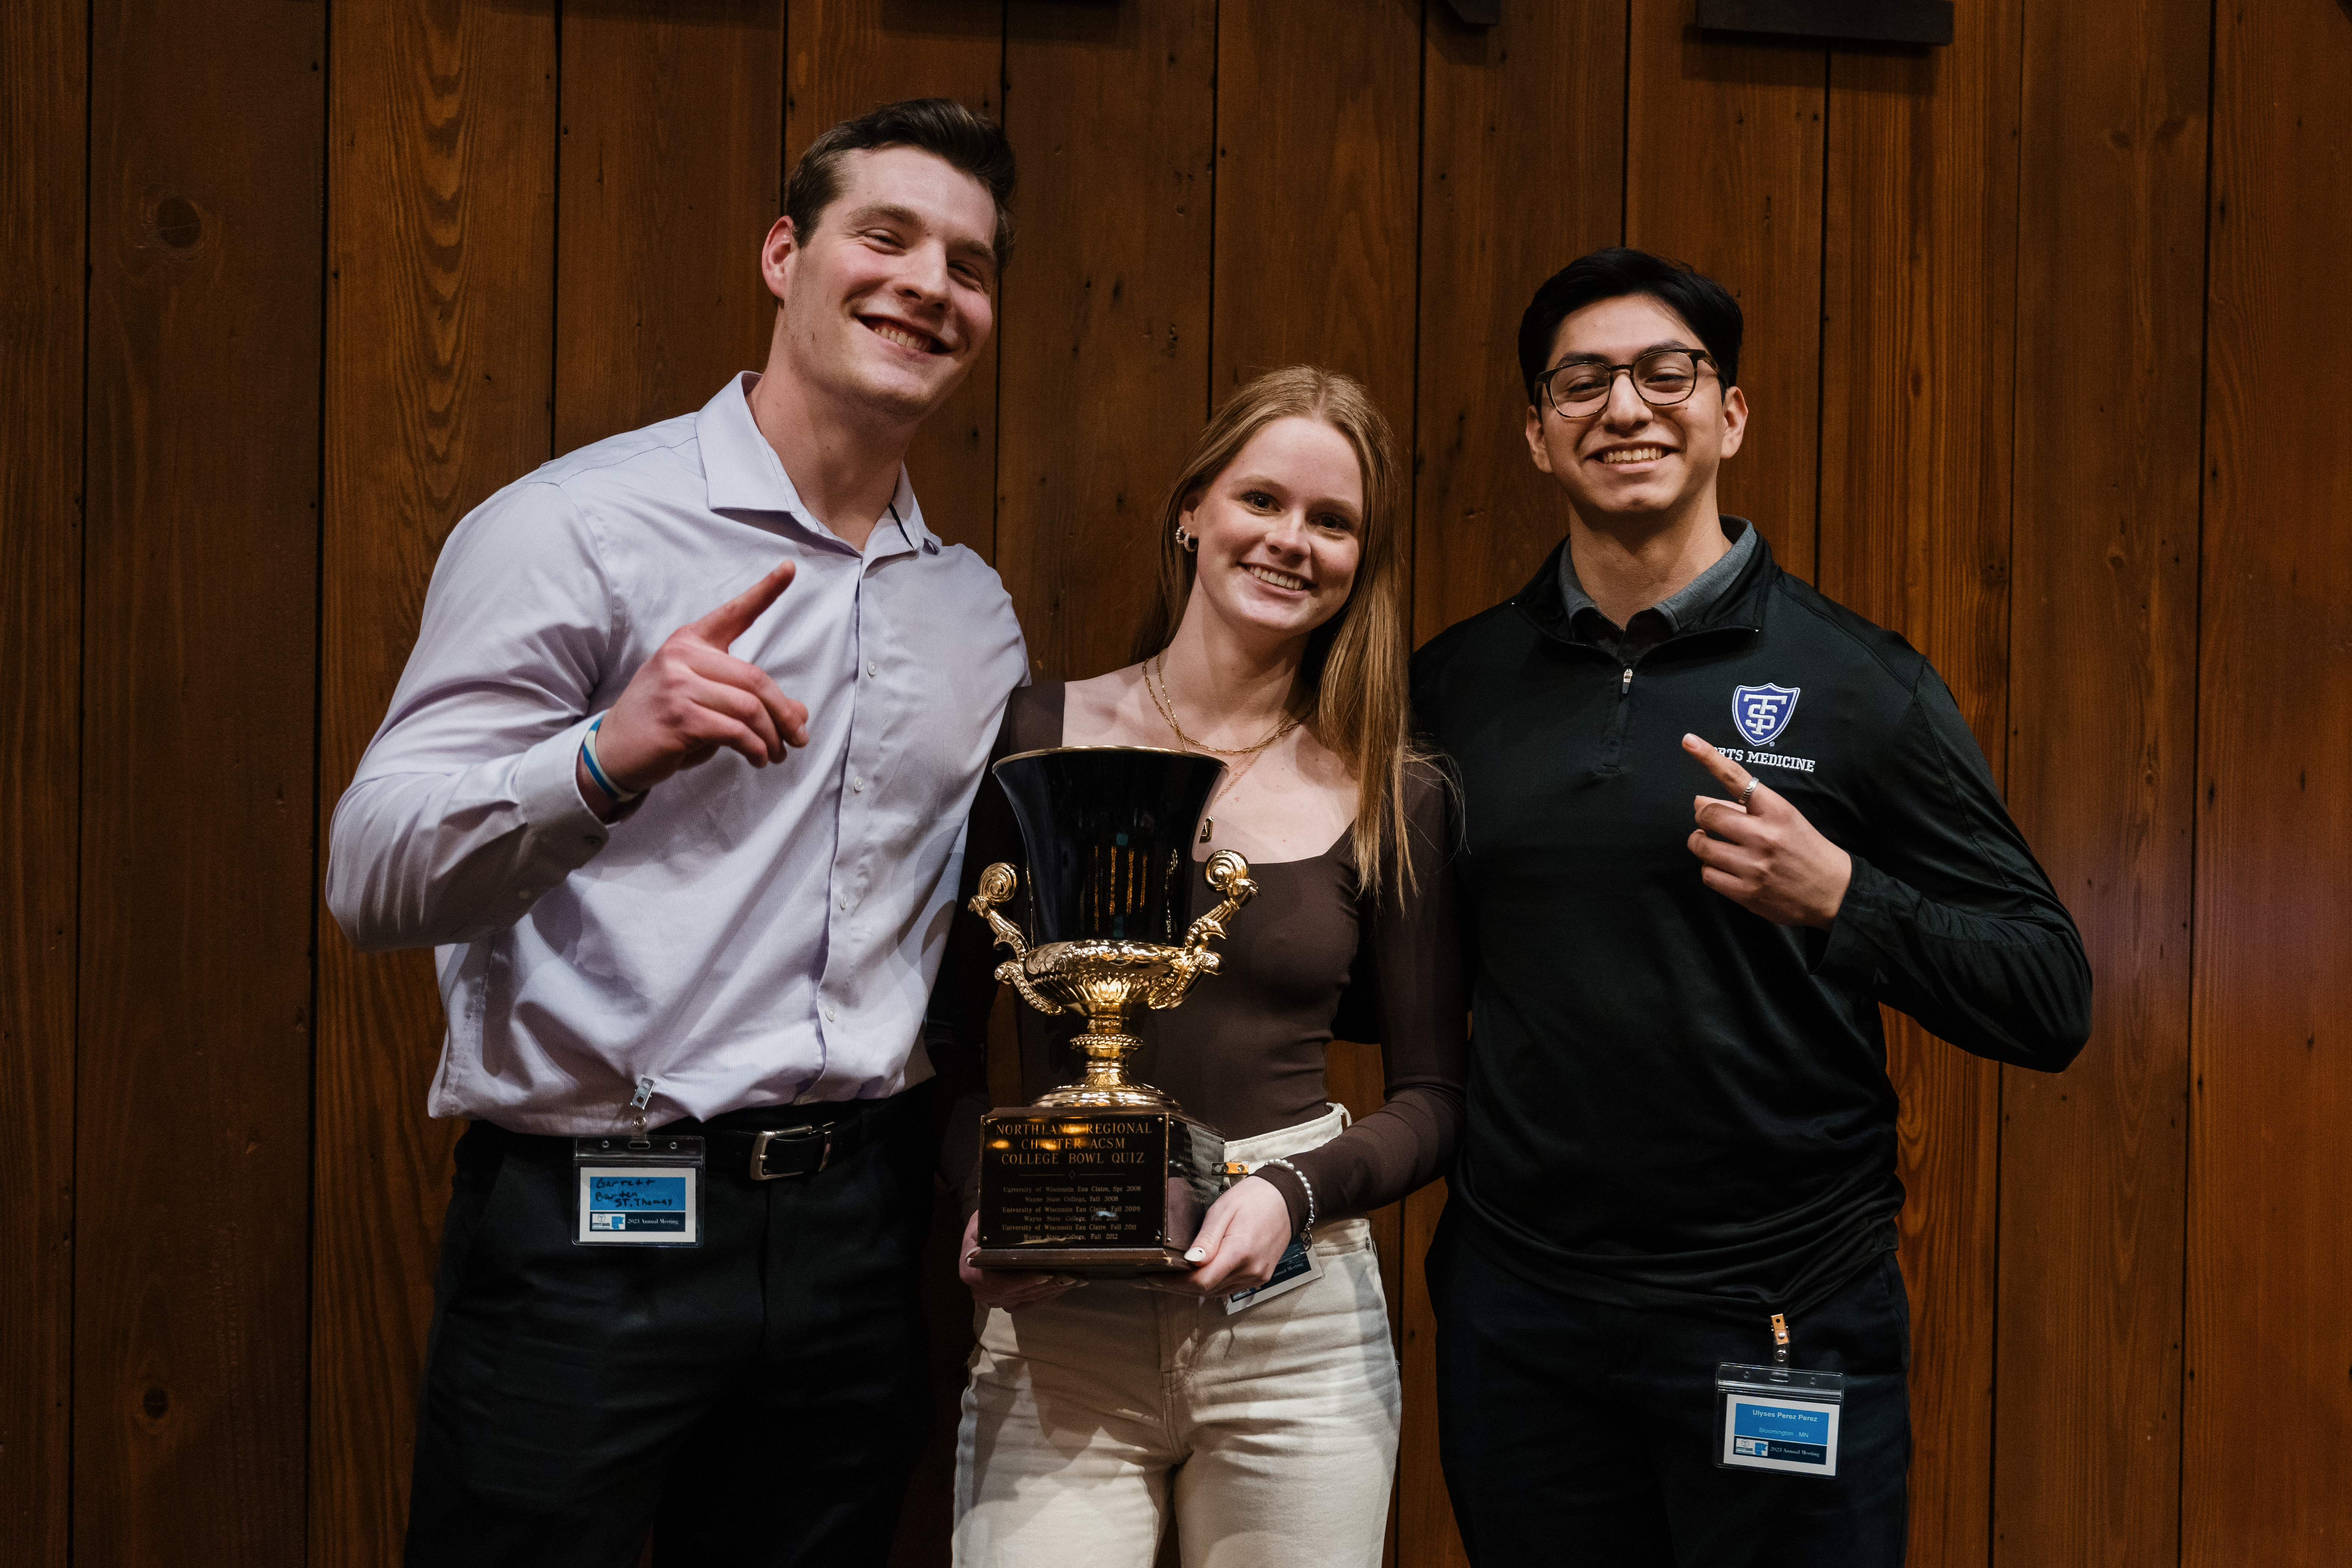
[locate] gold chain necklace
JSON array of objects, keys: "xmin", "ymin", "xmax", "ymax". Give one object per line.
[
  {"xmin": 1144, "ymin": 654, "xmax": 1300, "ymax": 758},
  {"xmin": 1145, "ymin": 654, "xmax": 1301, "ymax": 843}
]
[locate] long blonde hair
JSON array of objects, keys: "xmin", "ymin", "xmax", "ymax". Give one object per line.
[{"xmin": 1129, "ymin": 366, "xmax": 1422, "ymax": 898}]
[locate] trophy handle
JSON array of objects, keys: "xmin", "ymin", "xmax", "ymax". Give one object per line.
[
  {"xmin": 969, "ymin": 862, "xmax": 1066, "ymax": 1015},
  {"xmin": 1146, "ymin": 850, "xmax": 1257, "ymax": 1009},
  {"xmin": 968, "ymin": 862, "xmax": 1030, "ymax": 955},
  {"xmin": 1183, "ymin": 850, "xmax": 1258, "ymax": 949}
]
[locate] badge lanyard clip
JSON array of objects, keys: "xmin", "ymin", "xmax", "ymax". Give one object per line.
[
  {"xmin": 628, "ymin": 1074, "xmax": 657, "ymax": 1149},
  {"xmin": 1716, "ymin": 1312, "xmax": 1845, "ymax": 1478}
]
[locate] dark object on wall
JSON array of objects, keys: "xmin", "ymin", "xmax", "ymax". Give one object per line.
[
  {"xmin": 1445, "ymin": 0, "xmax": 1501, "ymax": 23},
  {"xmin": 1695, "ymin": 0, "xmax": 1954, "ymax": 45}
]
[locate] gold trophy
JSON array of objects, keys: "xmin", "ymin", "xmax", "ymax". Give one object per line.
[{"xmin": 964, "ymin": 746, "xmax": 1257, "ymax": 1274}]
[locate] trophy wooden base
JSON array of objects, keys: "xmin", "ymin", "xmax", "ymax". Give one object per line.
[
  {"xmin": 967, "ymin": 1245, "xmax": 1193, "ymax": 1276},
  {"xmin": 973, "ymin": 1105, "xmax": 1229, "ymax": 1277}
]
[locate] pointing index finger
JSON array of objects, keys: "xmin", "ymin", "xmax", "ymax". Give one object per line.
[
  {"xmin": 1681, "ymin": 732, "xmax": 1754, "ymax": 798},
  {"xmin": 689, "ymin": 557, "xmax": 796, "ymax": 648}
]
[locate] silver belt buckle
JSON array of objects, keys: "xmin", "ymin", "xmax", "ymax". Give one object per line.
[{"xmin": 747, "ymin": 1123, "xmax": 832, "ymax": 1180}]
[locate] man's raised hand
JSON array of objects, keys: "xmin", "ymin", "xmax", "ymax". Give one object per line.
[
  {"xmin": 584, "ymin": 560, "xmax": 811, "ymax": 808},
  {"xmin": 1680, "ymin": 733, "xmax": 1852, "ymax": 930}
]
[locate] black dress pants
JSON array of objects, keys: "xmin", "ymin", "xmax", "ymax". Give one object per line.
[
  {"xmin": 1429, "ymin": 1210, "xmax": 1912, "ymax": 1568},
  {"xmin": 405, "ymin": 1087, "xmax": 940, "ymax": 1568}
]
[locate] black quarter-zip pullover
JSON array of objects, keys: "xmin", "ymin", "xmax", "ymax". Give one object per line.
[{"xmin": 1412, "ymin": 528, "xmax": 2091, "ymax": 1318}]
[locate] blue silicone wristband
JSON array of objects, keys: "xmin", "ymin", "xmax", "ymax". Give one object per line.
[{"xmin": 580, "ymin": 715, "xmax": 640, "ymax": 803}]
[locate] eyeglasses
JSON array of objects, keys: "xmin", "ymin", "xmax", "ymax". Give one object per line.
[{"xmin": 1536, "ymin": 349, "xmax": 1717, "ymax": 417}]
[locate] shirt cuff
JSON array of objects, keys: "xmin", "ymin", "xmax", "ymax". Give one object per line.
[
  {"xmin": 509, "ymin": 718, "xmax": 621, "ymax": 903},
  {"xmin": 1809, "ymin": 849, "xmax": 1911, "ymax": 988}
]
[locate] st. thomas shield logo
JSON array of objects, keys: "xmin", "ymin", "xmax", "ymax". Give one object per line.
[{"xmin": 1732, "ymin": 684, "xmax": 1801, "ymax": 747}]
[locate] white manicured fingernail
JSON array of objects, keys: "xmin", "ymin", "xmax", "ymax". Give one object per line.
[{"xmin": 1184, "ymin": 1247, "xmax": 1207, "ymax": 1262}]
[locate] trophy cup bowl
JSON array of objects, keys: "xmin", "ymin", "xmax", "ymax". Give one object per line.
[{"xmin": 966, "ymin": 746, "xmax": 1258, "ymax": 1275}]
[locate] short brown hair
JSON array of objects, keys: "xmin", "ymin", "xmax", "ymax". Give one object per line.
[
  {"xmin": 1130, "ymin": 367, "xmax": 1424, "ymax": 897},
  {"xmin": 784, "ymin": 98, "xmax": 1016, "ymax": 267}
]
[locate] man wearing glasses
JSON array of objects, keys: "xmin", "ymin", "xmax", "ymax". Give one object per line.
[{"xmin": 1411, "ymin": 248, "xmax": 2090, "ymax": 1564}]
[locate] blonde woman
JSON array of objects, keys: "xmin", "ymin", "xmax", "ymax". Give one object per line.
[{"xmin": 935, "ymin": 367, "xmax": 1467, "ymax": 1567}]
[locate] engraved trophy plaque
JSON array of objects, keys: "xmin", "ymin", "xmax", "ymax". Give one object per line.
[{"xmin": 966, "ymin": 746, "xmax": 1258, "ymax": 1274}]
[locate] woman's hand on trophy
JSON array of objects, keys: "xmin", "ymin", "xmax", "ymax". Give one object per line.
[
  {"xmin": 957, "ymin": 1210, "xmax": 1082, "ymax": 1312},
  {"xmin": 1143, "ymin": 1176, "xmax": 1294, "ymax": 1297}
]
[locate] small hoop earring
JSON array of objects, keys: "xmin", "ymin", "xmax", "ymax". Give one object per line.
[{"xmin": 1175, "ymin": 527, "xmax": 1197, "ymax": 553}]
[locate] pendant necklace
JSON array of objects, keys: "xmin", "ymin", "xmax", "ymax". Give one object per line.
[{"xmin": 1144, "ymin": 653, "xmax": 1299, "ymax": 844}]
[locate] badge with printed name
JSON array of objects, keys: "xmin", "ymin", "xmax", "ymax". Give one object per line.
[
  {"xmin": 574, "ymin": 1134, "xmax": 703, "ymax": 1248},
  {"xmin": 1716, "ymin": 1363, "xmax": 1843, "ymax": 1477},
  {"xmin": 1224, "ymin": 1236, "xmax": 1323, "ymax": 1313}
]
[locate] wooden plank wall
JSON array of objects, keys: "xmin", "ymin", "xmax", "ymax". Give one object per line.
[
  {"xmin": 9, "ymin": 0, "xmax": 2352, "ymax": 1564},
  {"xmin": 2186, "ymin": 1, "xmax": 2352, "ymax": 1564},
  {"xmin": 77, "ymin": 2, "xmax": 323, "ymax": 1563},
  {"xmin": 1821, "ymin": 6, "xmax": 2022, "ymax": 1556},
  {"xmin": 1999, "ymin": 0, "xmax": 2206, "ymax": 1562},
  {"xmin": 0, "ymin": 0, "xmax": 86, "ymax": 1556},
  {"xmin": 314, "ymin": 0, "xmax": 558, "ymax": 1561}
]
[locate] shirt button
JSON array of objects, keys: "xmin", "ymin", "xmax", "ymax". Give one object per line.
[
  {"xmin": 825, "ymin": 1004, "xmax": 838, "ymax": 1023},
  {"xmin": 851, "ymin": 776, "xmax": 865, "ymax": 793},
  {"xmin": 866, "ymin": 660, "xmax": 878, "ymax": 678}
]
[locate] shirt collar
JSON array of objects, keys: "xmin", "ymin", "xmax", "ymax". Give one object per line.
[
  {"xmin": 1559, "ymin": 515, "xmax": 1757, "ymax": 637},
  {"xmin": 695, "ymin": 373, "xmax": 941, "ymax": 558}
]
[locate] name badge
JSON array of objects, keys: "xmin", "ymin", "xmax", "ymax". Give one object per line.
[
  {"xmin": 1716, "ymin": 1363, "xmax": 1843, "ymax": 1477},
  {"xmin": 574, "ymin": 1134, "xmax": 703, "ymax": 1248},
  {"xmin": 1224, "ymin": 1236, "xmax": 1322, "ymax": 1313}
]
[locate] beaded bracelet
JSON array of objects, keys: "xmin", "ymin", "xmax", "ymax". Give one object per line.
[
  {"xmin": 580, "ymin": 714, "xmax": 642, "ymax": 804},
  {"xmin": 1257, "ymin": 1156, "xmax": 1317, "ymax": 1241}
]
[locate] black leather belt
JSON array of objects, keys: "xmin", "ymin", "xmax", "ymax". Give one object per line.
[
  {"xmin": 701, "ymin": 1097, "xmax": 901, "ymax": 1182},
  {"xmin": 481, "ymin": 1092, "xmax": 911, "ymax": 1182}
]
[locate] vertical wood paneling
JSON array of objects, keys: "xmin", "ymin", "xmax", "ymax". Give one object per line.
[
  {"xmin": 78, "ymin": 0, "xmax": 323, "ymax": 1558},
  {"xmin": 0, "ymin": 0, "xmax": 85, "ymax": 1559},
  {"xmin": 1413, "ymin": 0, "xmax": 1626, "ymax": 644},
  {"xmin": 314, "ymin": 0, "xmax": 559, "ymax": 1558},
  {"xmin": 2187, "ymin": 1, "xmax": 2352, "ymax": 1562},
  {"xmin": 1625, "ymin": 5, "xmax": 1823, "ymax": 580},
  {"xmin": 1822, "ymin": 12, "xmax": 2021, "ymax": 1564},
  {"xmin": 556, "ymin": 0, "xmax": 784, "ymax": 457},
  {"xmin": 786, "ymin": 0, "xmax": 1005, "ymax": 557},
  {"xmin": 1993, "ymin": 0, "xmax": 2207, "ymax": 1561},
  {"xmin": 996, "ymin": 0, "xmax": 1212, "ymax": 683},
  {"xmin": 1212, "ymin": 0, "xmax": 1421, "ymax": 425}
]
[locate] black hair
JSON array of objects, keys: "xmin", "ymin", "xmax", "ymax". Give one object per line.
[
  {"xmin": 783, "ymin": 98, "xmax": 1017, "ymax": 268},
  {"xmin": 1515, "ymin": 247, "xmax": 1743, "ymax": 404}
]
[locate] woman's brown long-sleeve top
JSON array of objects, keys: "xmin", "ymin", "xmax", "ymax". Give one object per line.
[{"xmin": 931, "ymin": 683, "xmax": 1468, "ymax": 1234}]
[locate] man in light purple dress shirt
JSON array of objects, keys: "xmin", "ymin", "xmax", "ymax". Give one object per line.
[{"xmin": 326, "ymin": 100, "xmax": 1028, "ymax": 1568}]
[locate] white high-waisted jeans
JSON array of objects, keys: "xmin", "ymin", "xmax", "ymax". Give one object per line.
[{"xmin": 952, "ymin": 1104, "xmax": 1401, "ymax": 1568}]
